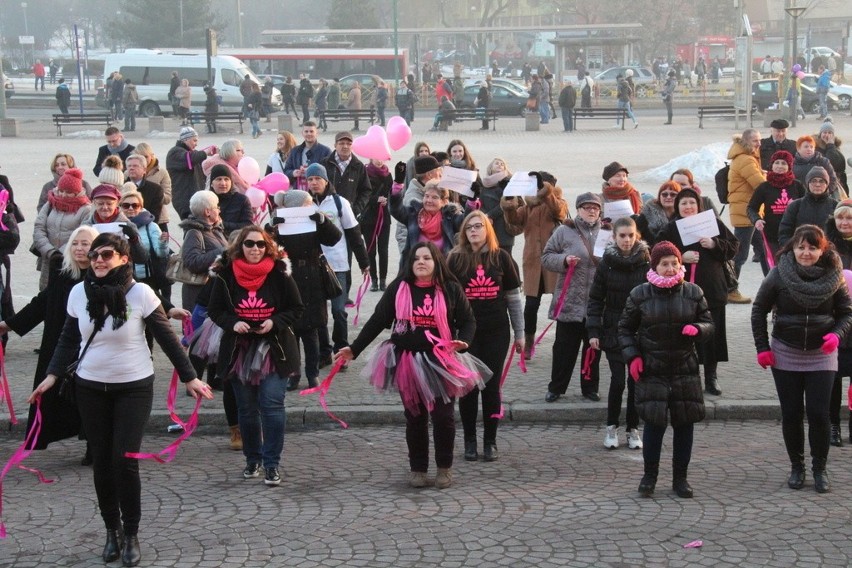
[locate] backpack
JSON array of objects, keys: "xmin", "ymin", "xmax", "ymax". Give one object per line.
[{"xmin": 715, "ymin": 163, "xmax": 730, "ymax": 204}]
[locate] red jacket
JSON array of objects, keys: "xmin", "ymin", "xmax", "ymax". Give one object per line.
[
  {"xmin": 435, "ymin": 79, "xmax": 453, "ymax": 104},
  {"xmin": 33, "ymin": 62, "xmax": 45, "ymax": 77}
]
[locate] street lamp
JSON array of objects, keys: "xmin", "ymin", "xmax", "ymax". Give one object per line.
[
  {"xmin": 785, "ymin": 4, "xmax": 807, "ymax": 127},
  {"xmin": 21, "ymin": 3, "xmax": 28, "ymax": 35}
]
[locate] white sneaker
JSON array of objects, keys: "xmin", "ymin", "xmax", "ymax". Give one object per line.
[
  {"xmin": 604, "ymin": 425, "xmax": 619, "ymax": 449},
  {"xmin": 627, "ymin": 429, "xmax": 643, "ymax": 449}
]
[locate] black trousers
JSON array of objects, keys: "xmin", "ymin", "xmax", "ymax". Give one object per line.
[
  {"xmin": 404, "ymin": 397, "xmax": 455, "ymax": 472},
  {"xmin": 548, "ymin": 320, "xmax": 600, "ymax": 395},
  {"xmin": 460, "ymin": 323, "xmax": 510, "ymax": 444},
  {"xmin": 523, "ymin": 275, "xmax": 546, "ymax": 338},
  {"xmin": 772, "ymin": 368, "xmax": 834, "ymax": 467},
  {"xmin": 643, "ymin": 422, "xmax": 694, "ymax": 472},
  {"xmin": 76, "ymin": 377, "xmax": 153, "ymax": 536},
  {"xmin": 828, "ymin": 348, "xmax": 852, "ymax": 428},
  {"xmin": 363, "ymin": 214, "xmax": 390, "ymax": 282},
  {"xmin": 605, "ymin": 351, "xmax": 639, "ymax": 429}
]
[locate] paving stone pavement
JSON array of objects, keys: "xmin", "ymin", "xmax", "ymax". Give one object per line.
[{"xmin": 2, "ymin": 421, "xmax": 852, "ymax": 567}]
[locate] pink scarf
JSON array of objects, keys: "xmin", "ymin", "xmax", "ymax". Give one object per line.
[
  {"xmin": 646, "ymin": 267, "xmax": 685, "ymax": 288},
  {"xmin": 394, "ymin": 280, "xmax": 452, "ymax": 341}
]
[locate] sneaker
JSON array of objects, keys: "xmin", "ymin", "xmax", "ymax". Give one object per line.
[
  {"xmin": 409, "ymin": 471, "xmax": 429, "ymax": 488},
  {"xmin": 243, "ymin": 463, "xmax": 261, "ymax": 479},
  {"xmin": 435, "ymin": 467, "xmax": 453, "ymax": 489},
  {"xmin": 627, "ymin": 429, "xmax": 643, "ymax": 449},
  {"xmin": 727, "ymin": 290, "xmax": 752, "ymax": 304},
  {"xmin": 604, "ymin": 425, "xmax": 619, "ymax": 449},
  {"xmin": 264, "ymin": 467, "xmax": 281, "ymax": 486}
]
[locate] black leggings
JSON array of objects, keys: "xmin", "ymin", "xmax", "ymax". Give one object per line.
[
  {"xmin": 523, "ymin": 276, "xmax": 545, "ymax": 338},
  {"xmin": 459, "ymin": 323, "xmax": 510, "ymax": 444},
  {"xmin": 75, "ymin": 377, "xmax": 153, "ymax": 536},
  {"xmin": 772, "ymin": 368, "xmax": 834, "ymax": 466},
  {"xmin": 404, "ymin": 397, "xmax": 455, "ymax": 472},
  {"xmin": 643, "ymin": 421, "xmax": 694, "ymax": 471},
  {"xmin": 605, "ymin": 351, "xmax": 638, "ymax": 429}
]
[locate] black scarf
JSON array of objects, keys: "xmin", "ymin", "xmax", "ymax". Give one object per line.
[
  {"xmin": 776, "ymin": 251, "xmax": 843, "ymax": 309},
  {"xmin": 83, "ymin": 263, "xmax": 134, "ymax": 331}
]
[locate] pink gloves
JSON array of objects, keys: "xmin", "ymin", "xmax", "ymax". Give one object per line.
[
  {"xmin": 468, "ymin": 198, "xmax": 482, "ymax": 210},
  {"xmin": 757, "ymin": 351, "xmax": 775, "ymax": 369},
  {"xmin": 822, "ymin": 333, "xmax": 840, "ymax": 355},
  {"xmin": 629, "ymin": 358, "xmax": 644, "ymax": 382},
  {"xmin": 682, "ymin": 325, "xmax": 699, "ymax": 336},
  {"xmin": 848, "ymin": 384, "xmax": 852, "ymax": 411}
]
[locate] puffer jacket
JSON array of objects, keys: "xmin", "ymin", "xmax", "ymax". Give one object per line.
[
  {"xmin": 618, "ymin": 281, "xmax": 714, "ymax": 427},
  {"xmin": 32, "ymin": 201, "xmax": 93, "ymax": 258},
  {"xmin": 586, "ymin": 241, "xmax": 650, "ymax": 354},
  {"xmin": 792, "ymin": 151, "xmax": 841, "ymax": 199},
  {"xmin": 777, "ymin": 189, "xmax": 838, "ymax": 247},
  {"xmin": 144, "ymin": 159, "xmax": 173, "ymax": 225},
  {"xmin": 541, "ymin": 216, "xmax": 602, "ymax": 323},
  {"xmin": 815, "ymin": 135, "xmax": 847, "ymax": 195},
  {"xmin": 727, "ymin": 139, "xmax": 766, "ymax": 228}
]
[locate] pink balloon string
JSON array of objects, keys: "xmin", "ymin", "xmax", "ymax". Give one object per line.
[
  {"xmin": 689, "ymin": 264, "xmax": 696, "ymax": 283},
  {"xmin": 352, "ymin": 273, "xmax": 372, "ymax": 327},
  {"xmin": 299, "ymin": 358, "xmax": 348, "ymax": 429},
  {"xmin": 125, "ymin": 370, "xmax": 202, "ymax": 463},
  {"xmin": 581, "ymin": 347, "xmax": 598, "ymax": 381},
  {"xmin": 533, "ymin": 263, "xmax": 575, "ymax": 349},
  {"xmin": 0, "ymin": 396, "xmax": 55, "ymax": 539},
  {"xmin": 0, "ymin": 344, "xmax": 17, "ymax": 424},
  {"xmin": 491, "ymin": 346, "xmax": 518, "ymax": 420},
  {"xmin": 760, "ymin": 230, "xmax": 775, "ymax": 269},
  {"xmin": 0, "ymin": 190, "xmax": 9, "ymax": 231},
  {"xmin": 365, "ymin": 207, "xmax": 385, "ymax": 254},
  {"xmin": 517, "ymin": 349, "xmax": 528, "ymax": 374}
]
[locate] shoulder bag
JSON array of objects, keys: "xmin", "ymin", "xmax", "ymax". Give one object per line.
[
  {"xmin": 319, "ymin": 254, "xmax": 343, "ymax": 299},
  {"xmin": 57, "ymin": 329, "xmax": 98, "ymax": 405},
  {"xmin": 166, "ymin": 230, "xmax": 209, "ymax": 285}
]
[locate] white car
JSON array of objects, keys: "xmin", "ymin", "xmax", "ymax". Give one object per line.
[{"xmin": 800, "ymin": 73, "xmax": 852, "ymax": 110}]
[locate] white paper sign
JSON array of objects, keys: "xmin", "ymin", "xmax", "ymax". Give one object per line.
[
  {"xmin": 603, "ymin": 199, "xmax": 634, "ymax": 221},
  {"xmin": 675, "ymin": 210, "xmax": 719, "ymax": 246},
  {"xmin": 502, "ymin": 171, "xmax": 538, "ymax": 197},
  {"xmin": 92, "ymin": 222, "xmax": 124, "ymax": 235},
  {"xmin": 440, "ymin": 166, "xmax": 477, "ymax": 198},
  {"xmin": 593, "ymin": 229, "xmax": 613, "ymax": 258},
  {"xmin": 276, "ymin": 206, "xmax": 317, "ymax": 235}
]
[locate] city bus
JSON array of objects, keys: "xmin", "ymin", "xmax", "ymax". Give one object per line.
[{"xmin": 218, "ymin": 48, "xmax": 410, "ymax": 81}]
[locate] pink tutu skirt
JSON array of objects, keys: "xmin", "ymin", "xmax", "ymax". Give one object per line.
[
  {"xmin": 231, "ymin": 337, "xmax": 277, "ymax": 386},
  {"xmin": 361, "ymin": 340, "xmax": 492, "ymax": 415},
  {"xmin": 189, "ymin": 318, "xmax": 223, "ymax": 364}
]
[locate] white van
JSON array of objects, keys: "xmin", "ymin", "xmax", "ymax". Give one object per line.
[{"xmin": 102, "ymin": 49, "xmax": 282, "ymax": 117}]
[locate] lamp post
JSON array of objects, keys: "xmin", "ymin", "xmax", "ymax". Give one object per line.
[
  {"xmin": 21, "ymin": 2, "xmax": 29, "ymax": 67},
  {"xmin": 179, "ymin": 0, "xmax": 185, "ymax": 48},
  {"xmin": 237, "ymin": 0, "xmax": 244, "ymax": 47},
  {"xmin": 392, "ymin": 0, "xmax": 399, "ymax": 84},
  {"xmin": 785, "ymin": 4, "xmax": 807, "ymax": 127}
]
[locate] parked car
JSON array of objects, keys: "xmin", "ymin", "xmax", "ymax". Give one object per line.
[
  {"xmin": 340, "ymin": 73, "xmax": 384, "ymax": 105},
  {"xmin": 800, "ymin": 73, "xmax": 852, "ymax": 110},
  {"xmin": 593, "ymin": 66, "xmax": 655, "ymax": 97},
  {"xmin": 459, "ymin": 82, "xmax": 529, "ymax": 116},
  {"xmin": 463, "ymin": 77, "xmax": 526, "ymax": 91},
  {"xmin": 751, "ymin": 78, "xmax": 840, "ymax": 114},
  {"xmin": 2, "ymin": 74, "xmax": 13, "ymax": 99}
]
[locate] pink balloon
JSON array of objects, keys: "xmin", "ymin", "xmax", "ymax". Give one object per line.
[
  {"xmin": 351, "ymin": 125, "xmax": 392, "ymax": 161},
  {"xmin": 237, "ymin": 157, "xmax": 261, "ymax": 186},
  {"xmin": 255, "ymin": 172, "xmax": 290, "ymax": 195},
  {"xmin": 844, "ymin": 270, "xmax": 852, "ymax": 295},
  {"xmin": 245, "ymin": 187, "xmax": 267, "ymax": 209},
  {"xmin": 386, "ymin": 116, "xmax": 412, "ymax": 151}
]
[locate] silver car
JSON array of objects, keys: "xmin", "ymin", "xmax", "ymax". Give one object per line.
[{"xmin": 593, "ymin": 66, "xmax": 655, "ymax": 97}]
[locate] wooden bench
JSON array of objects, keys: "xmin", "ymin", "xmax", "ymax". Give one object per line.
[
  {"xmin": 188, "ymin": 111, "xmax": 245, "ymax": 133},
  {"xmin": 438, "ymin": 108, "xmax": 500, "ymax": 131},
  {"xmin": 316, "ymin": 109, "xmax": 376, "ymax": 131},
  {"xmin": 572, "ymin": 107, "xmax": 629, "ymax": 130},
  {"xmin": 697, "ymin": 105, "xmax": 740, "ymax": 128},
  {"xmin": 52, "ymin": 113, "xmax": 113, "ymax": 136}
]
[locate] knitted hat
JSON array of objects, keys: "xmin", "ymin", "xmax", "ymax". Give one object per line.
[
  {"xmin": 575, "ymin": 192, "xmax": 602, "ymax": 209},
  {"xmin": 281, "ymin": 189, "xmax": 311, "ymax": 208},
  {"xmin": 770, "ymin": 150, "xmax": 794, "ymax": 168},
  {"xmin": 414, "ymin": 155, "xmax": 440, "ymax": 175},
  {"xmin": 673, "ymin": 188, "xmax": 703, "ymax": 214},
  {"xmin": 305, "ymin": 163, "xmax": 328, "ymax": 181},
  {"xmin": 819, "ymin": 119, "xmax": 835, "ymax": 135},
  {"xmin": 835, "ymin": 199, "xmax": 852, "ymax": 212},
  {"xmin": 209, "ymin": 164, "xmax": 232, "ymax": 181},
  {"xmin": 602, "ymin": 161, "xmax": 628, "ymax": 181},
  {"xmin": 57, "ymin": 168, "xmax": 84, "ymax": 194},
  {"xmin": 769, "ymin": 118, "xmax": 790, "ymax": 129},
  {"xmin": 806, "ymin": 166, "xmax": 830, "ymax": 185},
  {"xmin": 650, "ymin": 240, "xmax": 682, "ymax": 269},
  {"xmin": 91, "ymin": 183, "xmax": 122, "ymax": 201},
  {"xmin": 179, "ymin": 126, "xmax": 199, "ymax": 142},
  {"xmin": 98, "ymin": 156, "xmax": 125, "ymax": 188}
]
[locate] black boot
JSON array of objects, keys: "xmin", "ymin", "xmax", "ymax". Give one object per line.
[
  {"xmin": 812, "ymin": 459, "xmax": 830, "ymax": 494},
  {"xmin": 464, "ymin": 438, "xmax": 478, "ymax": 461},
  {"xmin": 673, "ymin": 464, "xmax": 693, "ymax": 498},
  {"xmin": 483, "ymin": 442, "xmax": 498, "ymax": 462},
  {"xmin": 704, "ymin": 374, "xmax": 722, "ymax": 396},
  {"xmin": 787, "ymin": 462, "xmax": 806, "ymax": 489},
  {"xmin": 830, "ymin": 424, "xmax": 843, "ymax": 447},
  {"xmin": 286, "ymin": 376, "xmax": 300, "ymax": 392},
  {"xmin": 121, "ymin": 534, "xmax": 141, "ymax": 567},
  {"xmin": 102, "ymin": 529, "xmax": 123, "ymax": 562},
  {"xmin": 638, "ymin": 461, "xmax": 658, "ymax": 497}
]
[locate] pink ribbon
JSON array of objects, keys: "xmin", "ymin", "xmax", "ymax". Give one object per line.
[
  {"xmin": 581, "ymin": 347, "xmax": 597, "ymax": 381},
  {"xmin": 532, "ymin": 263, "xmax": 576, "ymax": 350},
  {"xmin": 689, "ymin": 264, "xmax": 696, "ymax": 283},
  {"xmin": 0, "ymin": 190, "xmax": 9, "ymax": 231},
  {"xmin": 425, "ymin": 331, "xmax": 479, "ymax": 380},
  {"xmin": 517, "ymin": 350, "xmax": 527, "ymax": 374},
  {"xmin": 0, "ymin": 344, "xmax": 17, "ymax": 425},
  {"xmin": 365, "ymin": 206, "xmax": 385, "ymax": 254},
  {"xmin": 760, "ymin": 229, "xmax": 775, "ymax": 269},
  {"xmin": 683, "ymin": 540, "xmax": 703, "ymax": 548},
  {"xmin": 352, "ymin": 273, "xmax": 372, "ymax": 327},
  {"xmin": 125, "ymin": 370, "xmax": 203, "ymax": 463},
  {"xmin": 848, "ymin": 384, "xmax": 852, "ymax": 411},
  {"xmin": 299, "ymin": 358, "xmax": 348, "ymax": 429},
  {"xmin": 491, "ymin": 346, "xmax": 522, "ymax": 420},
  {"xmin": 0, "ymin": 396, "xmax": 54, "ymax": 538}
]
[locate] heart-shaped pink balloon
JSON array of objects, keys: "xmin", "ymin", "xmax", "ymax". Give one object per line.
[
  {"xmin": 351, "ymin": 125, "xmax": 392, "ymax": 161},
  {"xmin": 255, "ymin": 172, "xmax": 290, "ymax": 195},
  {"xmin": 245, "ymin": 187, "xmax": 268, "ymax": 208},
  {"xmin": 237, "ymin": 156, "xmax": 261, "ymax": 186},
  {"xmin": 386, "ymin": 116, "xmax": 412, "ymax": 151}
]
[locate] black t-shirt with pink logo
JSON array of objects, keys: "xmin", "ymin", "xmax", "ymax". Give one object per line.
[
  {"xmin": 449, "ymin": 249, "xmax": 520, "ymax": 327},
  {"xmin": 747, "ymin": 180, "xmax": 806, "ymax": 245}
]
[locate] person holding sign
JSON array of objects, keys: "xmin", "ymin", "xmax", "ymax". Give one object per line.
[
  {"xmin": 541, "ymin": 192, "xmax": 605, "ymax": 402},
  {"xmin": 587, "ymin": 217, "xmax": 650, "ymax": 449},
  {"xmin": 660, "ymin": 188, "xmax": 738, "ymax": 396},
  {"xmin": 391, "ymin": 182, "xmax": 465, "ymax": 269},
  {"xmin": 600, "ymin": 162, "xmax": 643, "ymax": 216},
  {"xmin": 480, "ymin": 158, "xmax": 516, "ymax": 255}
]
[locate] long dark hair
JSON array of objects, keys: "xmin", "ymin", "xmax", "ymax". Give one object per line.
[
  {"xmin": 400, "ymin": 241, "xmax": 458, "ymax": 289},
  {"xmin": 777, "ymin": 224, "xmax": 839, "ymax": 269}
]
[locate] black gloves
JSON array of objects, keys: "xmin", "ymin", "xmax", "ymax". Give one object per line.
[
  {"xmin": 528, "ymin": 171, "xmax": 544, "ymax": 190},
  {"xmin": 120, "ymin": 222, "xmax": 140, "ymax": 241},
  {"xmin": 394, "ymin": 161, "xmax": 407, "ymax": 184},
  {"xmin": 309, "ymin": 212, "xmax": 325, "ymax": 224},
  {"xmin": 271, "ymin": 216, "xmax": 285, "ymax": 225}
]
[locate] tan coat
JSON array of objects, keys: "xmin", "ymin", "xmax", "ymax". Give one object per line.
[
  {"xmin": 502, "ymin": 182, "xmax": 569, "ymax": 296},
  {"xmin": 727, "ymin": 138, "xmax": 766, "ymax": 227}
]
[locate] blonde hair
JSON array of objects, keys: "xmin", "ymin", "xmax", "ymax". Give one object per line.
[{"xmin": 61, "ymin": 225, "xmax": 99, "ymax": 279}]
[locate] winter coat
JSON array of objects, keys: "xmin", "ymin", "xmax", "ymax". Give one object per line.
[
  {"xmin": 777, "ymin": 190, "xmax": 838, "ymax": 247},
  {"xmin": 32, "ymin": 201, "xmax": 93, "ymax": 259},
  {"xmin": 282, "ymin": 142, "xmax": 333, "ymax": 186},
  {"xmin": 321, "ymin": 153, "xmax": 372, "ymax": 217},
  {"xmin": 296, "ymin": 79, "xmax": 314, "ymax": 105},
  {"xmin": 201, "ymin": 155, "xmax": 250, "ymax": 193},
  {"xmin": 55, "ymin": 83, "xmax": 71, "ymax": 107},
  {"xmin": 129, "ymin": 209, "xmax": 168, "ymax": 282},
  {"xmin": 315, "ymin": 85, "xmax": 328, "ymax": 111},
  {"xmin": 166, "ymin": 140, "xmax": 208, "ymax": 220},
  {"xmin": 501, "ymin": 182, "xmax": 568, "ymax": 296},
  {"xmin": 93, "ymin": 143, "xmax": 135, "ymax": 177},
  {"xmin": 480, "ymin": 177, "xmax": 515, "ymax": 249},
  {"xmin": 636, "ymin": 200, "xmax": 674, "ymax": 246},
  {"xmin": 207, "ymin": 258, "xmax": 304, "ymax": 381},
  {"xmin": 347, "ymin": 86, "xmax": 362, "ymax": 110},
  {"xmin": 618, "ymin": 280, "xmax": 713, "ymax": 427},
  {"xmin": 174, "ymin": 85, "xmax": 192, "ymax": 109},
  {"xmin": 362, "ymin": 167, "xmax": 392, "ymax": 231},
  {"xmin": 827, "ymin": 218, "xmax": 852, "ymax": 269},
  {"xmin": 759, "ymin": 136, "xmax": 797, "ymax": 171},
  {"xmin": 328, "ymin": 83, "xmax": 340, "ymax": 109},
  {"xmin": 793, "ymin": 151, "xmax": 841, "ymax": 199},
  {"xmin": 815, "ymin": 136, "xmax": 848, "ymax": 195},
  {"xmin": 390, "ymin": 194, "xmax": 465, "ymax": 266},
  {"xmin": 586, "ymin": 241, "xmax": 651, "ymax": 354},
  {"xmin": 726, "ymin": 139, "xmax": 766, "ymax": 227},
  {"xmin": 38, "ymin": 175, "xmax": 93, "ymax": 213},
  {"xmin": 143, "ymin": 160, "xmax": 173, "ymax": 225},
  {"xmin": 746, "ymin": 179, "xmax": 806, "ymax": 247},
  {"xmin": 216, "ymin": 190, "xmax": 253, "ymax": 237},
  {"xmin": 558, "ymin": 85, "xmax": 576, "ymax": 109},
  {"xmin": 541, "ymin": 217, "xmax": 602, "ymax": 323},
  {"xmin": 121, "ymin": 84, "xmax": 138, "ymax": 108},
  {"xmin": 178, "ymin": 215, "xmax": 229, "ymax": 309}
]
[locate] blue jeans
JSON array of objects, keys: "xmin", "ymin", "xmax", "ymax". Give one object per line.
[
  {"xmin": 234, "ymin": 373, "xmax": 286, "ymax": 469},
  {"xmin": 733, "ymin": 225, "xmax": 754, "ymax": 278},
  {"xmin": 330, "ymin": 271, "xmax": 350, "ymax": 351},
  {"xmin": 617, "ymin": 100, "xmax": 637, "ymax": 125},
  {"xmin": 250, "ymin": 117, "xmax": 261, "ymax": 137},
  {"xmin": 561, "ymin": 107, "xmax": 574, "ymax": 131},
  {"xmin": 539, "ymin": 101, "xmax": 550, "ymax": 124},
  {"xmin": 818, "ymin": 90, "xmax": 828, "ymax": 117}
]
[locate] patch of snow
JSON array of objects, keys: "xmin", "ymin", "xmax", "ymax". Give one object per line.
[
  {"xmin": 64, "ymin": 130, "xmax": 105, "ymax": 139},
  {"xmin": 633, "ymin": 142, "xmax": 731, "ymax": 190}
]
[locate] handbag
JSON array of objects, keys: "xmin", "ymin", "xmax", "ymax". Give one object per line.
[
  {"xmin": 166, "ymin": 230, "xmax": 208, "ymax": 285},
  {"xmin": 57, "ymin": 329, "xmax": 98, "ymax": 405},
  {"xmin": 319, "ymin": 254, "xmax": 343, "ymax": 299},
  {"xmin": 723, "ymin": 258, "xmax": 738, "ymax": 293}
]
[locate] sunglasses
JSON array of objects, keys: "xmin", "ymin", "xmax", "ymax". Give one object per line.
[
  {"xmin": 121, "ymin": 202, "xmax": 141, "ymax": 210},
  {"xmin": 87, "ymin": 249, "xmax": 118, "ymax": 261},
  {"xmin": 242, "ymin": 239, "xmax": 267, "ymax": 249},
  {"xmin": 660, "ymin": 191, "xmax": 678, "ymax": 198}
]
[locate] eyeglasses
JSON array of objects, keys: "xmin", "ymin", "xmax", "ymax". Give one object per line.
[
  {"xmin": 580, "ymin": 205, "xmax": 601, "ymax": 212},
  {"xmin": 121, "ymin": 203, "xmax": 141, "ymax": 210},
  {"xmin": 87, "ymin": 249, "xmax": 117, "ymax": 261},
  {"xmin": 809, "ymin": 179, "xmax": 828, "ymax": 185},
  {"xmin": 660, "ymin": 191, "xmax": 679, "ymax": 198},
  {"xmin": 465, "ymin": 223, "xmax": 485, "ymax": 232},
  {"xmin": 242, "ymin": 239, "xmax": 267, "ymax": 249}
]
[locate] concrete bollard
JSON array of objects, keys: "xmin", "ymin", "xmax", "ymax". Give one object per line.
[
  {"xmin": 1, "ymin": 119, "xmax": 19, "ymax": 137},
  {"xmin": 277, "ymin": 114, "xmax": 294, "ymax": 132},
  {"xmin": 525, "ymin": 111, "xmax": 540, "ymax": 131},
  {"xmin": 148, "ymin": 116, "xmax": 165, "ymax": 132}
]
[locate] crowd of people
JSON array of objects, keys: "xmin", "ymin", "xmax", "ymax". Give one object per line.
[{"xmin": 2, "ymin": 111, "xmax": 852, "ymax": 564}]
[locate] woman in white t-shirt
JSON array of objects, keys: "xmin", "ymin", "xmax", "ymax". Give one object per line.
[{"xmin": 29, "ymin": 233, "xmax": 212, "ymax": 567}]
